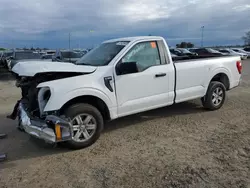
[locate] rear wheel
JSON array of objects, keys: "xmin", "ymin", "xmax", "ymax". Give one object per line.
[
  {"xmin": 63, "ymin": 103, "xmax": 104, "ymax": 149},
  {"xmin": 201, "ymin": 81, "xmax": 226, "ymax": 110}
]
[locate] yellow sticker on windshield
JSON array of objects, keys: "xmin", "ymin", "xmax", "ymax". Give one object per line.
[{"xmin": 150, "ymin": 42, "xmax": 156, "ymax": 48}]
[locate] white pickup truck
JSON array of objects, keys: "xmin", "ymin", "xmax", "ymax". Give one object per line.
[{"xmin": 9, "ymin": 36, "xmax": 242, "ymax": 149}]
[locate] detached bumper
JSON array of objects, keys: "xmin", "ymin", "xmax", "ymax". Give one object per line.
[{"xmin": 18, "ymin": 102, "xmax": 72, "ymax": 143}]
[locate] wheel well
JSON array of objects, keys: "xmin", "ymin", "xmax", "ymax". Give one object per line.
[
  {"xmin": 60, "ymin": 95, "xmax": 111, "ymax": 121},
  {"xmin": 210, "ymin": 73, "xmax": 230, "ymax": 90}
]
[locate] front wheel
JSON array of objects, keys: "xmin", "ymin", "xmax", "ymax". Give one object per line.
[
  {"xmin": 201, "ymin": 81, "xmax": 226, "ymax": 111},
  {"xmin": 63, "ymin": 103, "xmax": 104, "ymax": 150}
]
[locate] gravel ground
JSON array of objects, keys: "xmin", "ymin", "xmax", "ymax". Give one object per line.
[{"xmin": 0, "ymin": 60, "xmax": 250, "ymax": 188}]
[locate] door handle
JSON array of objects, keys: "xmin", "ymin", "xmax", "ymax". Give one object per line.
[{"xmin": 155, "ymin": 73, "xmax": 166, "ymax": 78}]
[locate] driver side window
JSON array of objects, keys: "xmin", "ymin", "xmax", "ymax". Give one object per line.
[{"xmin": 120, "ymin": 41, "xmax": 161, "ymax": 73}]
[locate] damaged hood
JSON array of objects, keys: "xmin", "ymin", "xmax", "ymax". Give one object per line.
[{"xmin": 12, "ymin": 60, "xmax": 97, "ymax": 76}]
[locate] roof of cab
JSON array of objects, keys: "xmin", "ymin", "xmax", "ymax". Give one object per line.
[{"xmin": 103, "ymin": 36, "xmax": 164, "ymax": 43}]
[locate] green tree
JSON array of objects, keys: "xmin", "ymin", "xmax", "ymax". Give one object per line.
[
  {"xmin": 242, "ymin": 31, "xmax": 250, "ymax": 46},
  {"xmin": 176, "ymin": 42, "xmax": 194, "ymax": 48},
  {"xmin": 186, "ymin": 42, "xmax": 194, "ymax": 48}
]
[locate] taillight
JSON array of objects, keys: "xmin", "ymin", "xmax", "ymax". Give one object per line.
[{"xmin": 236, "ymin": 61, "xmax": 242, "ymax": 74}]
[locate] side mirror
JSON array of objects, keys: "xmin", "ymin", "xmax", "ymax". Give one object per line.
[
  {"xmin": 9, "ymin": 56, "xmax": 14, "ymax": 60},
  {"xmin": 116, "ymin": 61, "xmax": 138, "ymax": 75}
]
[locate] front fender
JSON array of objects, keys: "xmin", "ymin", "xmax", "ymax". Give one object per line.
[{"xmin": 43, "ymin": 87, "xmax": 114, "ymax": 112}]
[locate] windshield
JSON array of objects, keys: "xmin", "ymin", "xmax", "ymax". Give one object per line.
[
  {"xmin": 232, "ymin": 49, "xmax": 240, "ymax": 52},
  {"xmin": 188, "ymin": 49, "xmax": 195, "ymax": 52},
  {"xmin": 227, "ymin": 49, "xmax": 236, "ymax": 53},
  {"xmin": 234, "ymin": 49, "xmax": 246, "ymax": 53},
  {"xmin": 219, "ymin": 50, "xmax": 229, "ymax": 53},
  {"xmin": 46, "ymin": 51, "xmax": 56, "ymax": 55},
  {"xmin": 15, "ymin": 52, "xmax": 41, "ymax": 59},
  {"xmin": 76, "ymin": 41, "xmax": 129, "ymax": 66},
  {"xmin": 170, "ymin": 49, "xmax": 181, "ymax": 53},
  {"xmin": 207, "ymin": 48, "xmax": 220, "ymax": 53}
]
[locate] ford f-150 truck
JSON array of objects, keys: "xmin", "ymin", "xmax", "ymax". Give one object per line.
[{"xmin": 9, "ymin": 36, "xmax": 242, "ymax": 149}]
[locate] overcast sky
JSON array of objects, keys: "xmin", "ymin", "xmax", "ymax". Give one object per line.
[{"xmin": 0, "ymin": 0, "xmax": 250, "ymax": 48}]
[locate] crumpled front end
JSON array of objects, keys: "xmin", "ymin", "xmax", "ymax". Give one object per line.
[
  {"xmin": 8, "ymin": 70, "xmax": 94, "ymax": 144},
  {"xmin": 17, "ymin": 100, "xmax": 73, "ymax": 143}
]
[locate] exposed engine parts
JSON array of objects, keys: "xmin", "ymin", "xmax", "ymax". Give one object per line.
[{"xmin": 13, "ymin": 72, "xmax": 84, "ymax": 118}]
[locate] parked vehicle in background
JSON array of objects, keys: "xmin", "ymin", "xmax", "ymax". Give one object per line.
[
  {"xmin": 243, "ymin": 47, "xmax": 250, "ymax": 52},
  {"xmin": 170, "ymin": 53, "xmax": 178, "ymax": 57},
  {"xmin": 0, "ymin": 52, "xmax": 3, "ymax": 66},
  {"xmin": 6, "ymin": 50, "xmax": 41, "ymax": 71},
  {"xmin": 218, "ymin": 49, "xmax": 247, "ymax": 60},
  {"xmin": 169, "ymin": 48, "xmax": 184, "ymax": 56},
  {"xmin": 52, "ymin": 50, "xmax": 84, "ymax": 63},
  {"xmin": 45, "ymin": 50, "xmax": 56, "ymax": 55},
  {"xmin": 188, "ymin": 48, "xmax": 198, "ymax": 53},
  {"xmin": 214, "ymin": 49, "xmax": 228, "ymax": 56},
  {"xmin": 73, "ymin": 49, "xmax": 88, "ymax": 55},
  {"xmin": 39, "ymin": 51, "xmax": 46, "ymax": 56},
  {"xmin": 169, "ymin": 48, "xmax": 190, "ymax": 59},
  {"xmin": 177, "ymin": 48, "xmax": 198, "ymax": 56},
  {"xmin": 192, "ymin": 48, "xmax": 224, "ymax": 57},
  {"xmin": 232, "ymin": 48, "xmax": 250, "ymax": 58},
  {"xmin": 41, "ymin": 54, "xmax": 53, "ymax": 60},
  {"xmin": 1, "ymin": 51, "xmax": 14, "ymax": 68},
  {"xmin": 10, "ymin": 36, "xmax": 242, "ymax": 150}
]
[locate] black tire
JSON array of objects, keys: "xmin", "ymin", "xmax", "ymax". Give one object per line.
[
  {"xmin": 63, "ymin": 103, "xmax": 104, "ymax": 150},
  {"xmin": 201, "ymin": 81, "xmax": 226, "ymax": 111}
]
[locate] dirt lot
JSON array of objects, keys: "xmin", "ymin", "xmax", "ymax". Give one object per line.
[{"xmin": 0, "ymin": 60, "xmax": 250, "ymax": 188}]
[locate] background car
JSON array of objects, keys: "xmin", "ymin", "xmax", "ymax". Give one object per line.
[
  {"xmin": 44, "ymin": 50, "xmax": 56, "ymax": 55},
  {"xmin": 215, "ymin": 49, "xmax": 228, "ymax": 56},
  {"xmin": 7, "ymin": 50, "xmax": 42, "ymax": 71},
  {"xmin": 171, "ymin": 53, "xmax": 178, "ymax": 57},
  {"xmin": 218, "ymin": 49, "xmax": 247, "ymax": 60},
  {"xmin": 192, "ymin": 48, "xmax": 223, "ymax": 57},
  {"xmin": 169, "ymin": 48, "xmax": 183, "ymax": 56},
  {"xmin": 0, "ymin": 51, "xmax": 3, "ymax": 66},
  {"xmin": 177, "ymin": 48, "xmax": 198, "ymax": 56},
  {"xmin": 52, "ymin": 50, "xmax": 84, "ymax": 63},
  {"xmin": 41, "ymin": 54, "xmax": 53, "ymax": 60},
  {"xmin": 169, "ymin": 48, "xmax": 189, "ymax": 58},
  {"xmin": 243, "ymin": 47, "xmax": 250, "ymax": 52},
  {"xmin": 1, "ymin": 51, "xmax": 14, "ymax": 69},
  {"xmin": 232, "ymin": 48, "xmax": 250, "ymax": 58}
]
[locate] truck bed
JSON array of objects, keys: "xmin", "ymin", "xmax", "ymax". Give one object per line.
[{"xmin": 173, "ymin": 55, "xmax": 241, "ymax": 104}]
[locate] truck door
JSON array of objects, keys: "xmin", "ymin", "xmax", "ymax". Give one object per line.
[{"xmin": 114, "ymin": 40, "xmax": 174, "ymax": 117}]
